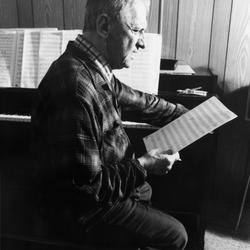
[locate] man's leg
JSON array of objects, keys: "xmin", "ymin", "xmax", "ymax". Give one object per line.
[
  {"xmin": 88, "ymin": 181, "xmax": 187, "ymax": 250},
  {"xmin": 84, "ymin": 182, "xmax": 187, "ymax": 249}
]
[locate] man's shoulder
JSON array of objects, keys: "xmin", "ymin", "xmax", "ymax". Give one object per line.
[
  {"xmin": 55, "ymin": 51, "xmax": 92, "ymax": 80},
  {"xmin": 38, "ymin": 49, "xmax": 107, "ymax": 107}
]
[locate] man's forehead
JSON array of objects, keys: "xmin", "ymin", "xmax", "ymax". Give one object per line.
[{"xmin": 121, "ymin": 0, "xmax": 148, "ymax": 27}]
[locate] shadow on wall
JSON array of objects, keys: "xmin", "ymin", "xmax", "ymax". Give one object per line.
[
  {"xmin": 213, "ymin": 84, "xmax": 250, "ymax": 200},
  {"xmin": 223, "ymin": 85, "xmax": 250, "ymax": 121},
  {"xmin": 205, "ymin": 84, "xmax": 250, "ymax": 233},
  {"xmin": 203, "ymin": 85, "xmax": 250, "ymax": 244}
]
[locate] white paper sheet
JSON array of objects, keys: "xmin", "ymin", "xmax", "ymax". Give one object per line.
[
  {"xmin": 12, "ymin": 31, "xmax": 25, "ymax": 87},
  {"xmin": 0, "ymin": 31, "xmax": 18, "ymax": 87},
  {"xmin": 61, "ymin": 29, "xmax": 81, "ymax": 52},
  {"xmin": 113, "ymin": 33, "xmax": 162, "ymax": 94},
  {"xmin": 37, "ymin": 30, "xmax": 82, "ymax": 85},
  {"xmin": 0, "ymin": 29, "xmax": 81, "ymax": 88},
  {"xmin": 160, "ymin": 65, "xmax": 195, "ymax": 75},
  {"xmin": 37, "ymin": 31, "xmax": 63, "ymax": 84},
  {"xmin": 143, "ymin": 97, "xmax": 238, "ymax": 153},
  {"xmin": 19, "ymin": 30, "xmax": 40, "ymax": 88}
]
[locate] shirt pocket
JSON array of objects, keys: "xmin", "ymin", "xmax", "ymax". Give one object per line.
[{"xmin": 102, "ymin": 119, "xmax": 131, "ymax": 164}]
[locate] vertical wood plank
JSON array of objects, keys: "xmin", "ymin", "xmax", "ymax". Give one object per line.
[
  {"xmin": 176, "ymin": 0, "xmax": 214, "ymax": 68},
  {"xmin": 209, "ymin": 0, "xmax": 232, "ymax": 87},
  {"xmin": 224, "ymin": 0, "xmax": 250, "ymax": 93},
  {"xmin": 16, "ymin": 0, "xmax": 34, "ymax": 28},
  {"xmin": 161, "ymin": 0, "xmax": 178, "ymax": 59},
  {"xmin": 32, "ymin": 0, "xmax": 64, "ymax": 29},
  {"xmin": 147, "ymin": 0, "xmax": 160, "ymax": 33},
  {"xmin": 63, "ymin": 0, "xmax": 87, "ymax": 30},
  {"xmin": 0, "ymin": 0, "xmax": 18, "ymax": 28}
]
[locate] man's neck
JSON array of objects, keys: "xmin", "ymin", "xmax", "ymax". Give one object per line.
[{"xmin": 82, "ymin": 31, "xmax": 107, "ymax": 59}]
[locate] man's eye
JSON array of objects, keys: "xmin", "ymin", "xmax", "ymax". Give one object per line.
[
  {"xmin": 133, "ymin": 29, "xmax": 144, "ymax": 36},
  {"xmin": 132, "ymin": 29, "xmax": 140, "ymax": 33}
]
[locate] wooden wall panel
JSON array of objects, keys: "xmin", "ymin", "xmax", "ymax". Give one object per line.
[
  {"xmin": 16, "ymin": 0, "xmax": 34, "ymax": 28},
  {"xmin": 161, "ymin": 0, "xmax": 178, "ymax": 59},
  {"xmin": 176, "ymin": 0, "xmax": 214, "ymax": 68},
  {"xmin": 224, "ymin": 0, "xmax": 250, "ymax": 93},
  {"xmin": 32, "ymin": 0, "xmax": 64, "ymax": 29},
  {"xmin": 63, "ymin": 0, "xmax": 87, "ymax": 30},
  {"xmin": 147, "ymin": 0, "xmax": 160, "ymax": 33},
  {"xmin": 0, "ymin": 0, "xmax": 18, "ymax": 28},
  {"xmin": 209, "ymin": 0, "xmax": 232, "ymax": 88}
]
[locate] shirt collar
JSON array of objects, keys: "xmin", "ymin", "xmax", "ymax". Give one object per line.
[{"xmin": 75, "ymin": 34, "xmax": 113, "ymax": 84}]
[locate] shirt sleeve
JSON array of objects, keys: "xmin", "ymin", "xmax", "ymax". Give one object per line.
[{"xmin": 113, "ymin": 76, "xmax": 189, "ymax": 126}]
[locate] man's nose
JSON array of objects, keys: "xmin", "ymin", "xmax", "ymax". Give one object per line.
[{"xmin": 136, "ymin": 38, "xmax": 145, "ymax": 50}]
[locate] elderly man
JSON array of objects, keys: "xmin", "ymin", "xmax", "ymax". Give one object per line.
[{"xmin": 32, "ymin": 0, "xmax": 188, "ymax": 249}]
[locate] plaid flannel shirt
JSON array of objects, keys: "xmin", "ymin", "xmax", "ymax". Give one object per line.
[{"xmin": 32, "ymin": 36, "xmax": 188, "ymax": 228}]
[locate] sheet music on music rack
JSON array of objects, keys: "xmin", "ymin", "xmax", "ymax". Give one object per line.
[
  {"xmin": 0, "ymin": 30, "xmax": 161, "ymax": 91},
  {"xmin": 0, "ymin": 28, "xmax": 81, "ymax": 88},
  {"xmin": 113, "ymin": 33, "xmax": 162, "ymax": 94},
  {"xmin": 143, "ymin": 97, "xmax": 238, "ymax": 153}
]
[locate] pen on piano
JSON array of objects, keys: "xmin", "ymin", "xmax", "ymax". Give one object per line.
[{"xmin": 191, "ymin": 86, "xmax": 202, "ymax": 90}]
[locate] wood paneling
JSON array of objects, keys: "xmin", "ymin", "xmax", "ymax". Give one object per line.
[
  {"xmin": 32, "ymin": 0, "xmax": 64, "ymax": 29},
  {"xmin": 63, "ymin": 0, "xmax": 87, "ymax": 30},
  {"xmin": 161, "ymin": 0, "xmax": 178, "ymax": 59},
  {"xmin": 176, "ymin": 0, "xmax": 214, "ymax": 68},
  {"xmin": 209, "ymin": 0, "xmax": 232, "ymax": 88},
  {"xmin": 147, "ymin": 0, "xmax": 160, "ymax": 33},
  {"xmin": 0, "ymin": 0, "xmax": 18, "ymax": 28},
  {"xmin": 224, "ymin": 0, "xmax": 250, "ymax": 93},
  {"xmin": 16, "ymin": 0, "xmax": 34, "ymax": 28}
]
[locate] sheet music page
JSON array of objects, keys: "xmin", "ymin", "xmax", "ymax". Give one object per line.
[
  {"xmin": 20, "ymin": 30, "xmax": 40, "ymax": 88},
  {"xmin": 161, "ymin": 65, "xmax": 195, "ymax": 75},
  {"xmin": 61, "ymin": 30, "xmax": 81, "ymax": 52},
  {"xmin": 143, "ymin": 97, "xmax": 238, "ymax": 153},
  {"xmin": 0, "ymin": 31, "xmax": 17, "ymax": 87},
  {"xmin": 12, "ymin": 31, "xmax": 25, "ymax": 87},
  {"xmin": 37, "ymin": 30, "xmax": 63, "ymax": 84},
  {"xmin": 0, "ymin": 28, "xmax": 58, "ymax": 31},
  {"xmin": 113, "ymin": 33, "xmax": 162, "ymax": 94}
]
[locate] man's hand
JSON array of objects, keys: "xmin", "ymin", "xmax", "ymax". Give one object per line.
[{"xmin": 137, "ymin": 149, "xmax": 180, "ymax": 176}]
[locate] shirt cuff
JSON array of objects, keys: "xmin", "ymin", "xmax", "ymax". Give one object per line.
[
  {"xmin": 130, "ymin": 159, "xmax": 147, "ymax": 179},
  {"xmin": 174, "ymin": 103, "xmax": 189, "ymax": 117}
]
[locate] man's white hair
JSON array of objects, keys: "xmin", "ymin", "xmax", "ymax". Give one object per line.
[{"xmin": 83, "ymin": 0, "xmax": 150, "ymax": 31}]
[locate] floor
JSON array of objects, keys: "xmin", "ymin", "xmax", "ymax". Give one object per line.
[
  {"xmin": 204, "ymin": 230, "xmax": 250, "ymax": 250},
  {"xmin": 202, "ymin": 200, "xmax": 250, "ymax": 250}
]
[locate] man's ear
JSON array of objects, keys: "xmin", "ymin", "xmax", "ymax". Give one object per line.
[{"xmin": 96, "ymin": 13, "xmax": 111, "ymax": 38}]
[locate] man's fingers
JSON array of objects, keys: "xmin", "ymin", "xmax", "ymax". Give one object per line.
[
  {"xmin": 160, "ymin": 151, "xmax": 180, "ymax": 161},
  {"xmin": 159, "ymin": 149, "xmax": 173, "ymax": 155}
]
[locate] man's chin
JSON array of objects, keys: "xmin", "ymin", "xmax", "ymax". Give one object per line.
[
  {"xmin": 122, "ymin": 60, "xmax": 132, "ymax": 68},
  {"xmin": 112, "ymin": 60, "xmax": 132, "ymax": 70},
  {"xmin": 123, "ymin": 64, "xmax": 130, "ymax": 68}
]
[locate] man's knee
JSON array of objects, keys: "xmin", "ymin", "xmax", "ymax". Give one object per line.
[
  {"xmin": 172, "ymin": 222, "xmax": 188, "ymax": 250},
  {"xmin": 158, "ymin": 215, "xmax": 188, "ymax": 250}
]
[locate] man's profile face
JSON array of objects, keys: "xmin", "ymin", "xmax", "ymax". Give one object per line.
[{"xmin": 107, "ymin": 0, "xmax": 148, "ymax": 70}]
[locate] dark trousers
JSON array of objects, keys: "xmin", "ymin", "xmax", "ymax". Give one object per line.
[{"xmin": 87, "ymin": 182, "xmax": 188, "ymax": 250}]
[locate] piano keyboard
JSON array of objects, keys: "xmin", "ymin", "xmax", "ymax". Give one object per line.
[
  {"xmin": 0, "ymin": 114, "xmax": 158, "ymax": 130},
  {"xmin": 0, "ymin": 114, "xmax": 31, "ymax": 123}
]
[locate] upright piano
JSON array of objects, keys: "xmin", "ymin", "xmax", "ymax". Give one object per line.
[{"xmin": 0, "ymin": 67, "xmax": 217, "ymax": 250}]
